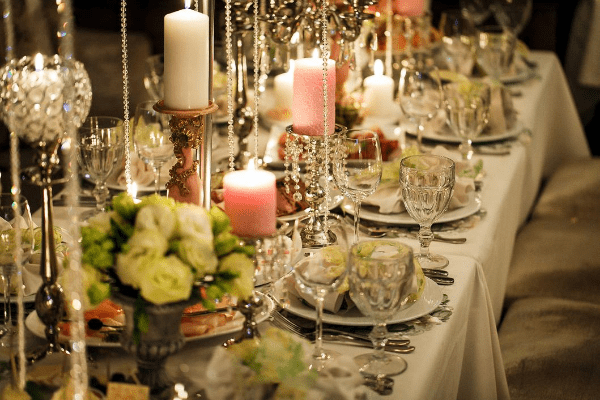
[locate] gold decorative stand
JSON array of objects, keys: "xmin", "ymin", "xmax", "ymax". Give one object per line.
[{"xmin": 153, "ymin": 101, "xmax": 218, "ymax": 205}]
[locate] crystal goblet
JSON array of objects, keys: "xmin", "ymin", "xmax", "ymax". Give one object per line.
[
  {"xmin": 78, "ymin": 117, "xmax": 125, "ymax": 219},
  {"xmin": 132, "ymin": 100, "xmax": 174, "ymax": 194},
  {"xmin": 292, "ymin": 216, "xmax": 349, "ymax": 370},
  {"xmin": 348, "ymin": 240, "xmax": 415, "ymax": 376},
  {"xmin": 0, "ymin": 194, "xmax": 34, "ymax": 346},
  {"xmin": 332, "ymin": 129, "xmax": 382, "ymax": 244},
  {"xmin": 443, "ymin": 81, "xmax": 491, "ymax": 160},
  {"xmin": 400, "ymin": 154, "xmax": 455, "ymax": 269}
]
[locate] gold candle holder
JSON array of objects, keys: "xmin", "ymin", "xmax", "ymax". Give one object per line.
[{"xmin": 153, "ymin": 100, "xmax": 218, "ymax": 205}]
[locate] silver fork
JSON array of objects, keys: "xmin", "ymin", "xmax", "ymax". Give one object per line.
[{"xmin": 270, "ymin": 310, "xmax": 414, "ymax": 352}]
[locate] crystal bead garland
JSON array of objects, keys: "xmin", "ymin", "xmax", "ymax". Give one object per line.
[
  {"xmin": 320, "ymin": 0, "xmax": 331, "ymax": 226},
  {"xmin": 57, "ymin": 0, "xmax": 89, "ymax": 398},
  {"xmin": 2, "ymin": 0, "xmax": 14, "ymax": 63},
  {"xmin": 121, "ymin": 0, "xmax": 132, "ymax": 189},
  {"xmin": 252, "ymin": 0, "xmax": 260, "ymax": 167},
  {"xmin": 225, "ymin": 0, "xmax": 235, "ymax": 171}
]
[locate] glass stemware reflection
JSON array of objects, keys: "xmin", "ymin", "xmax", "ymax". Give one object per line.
[
  {"xmin": 78, "ymin": 117, "xmax": 125, "ymax": 219},
  {"xmin": 397, "ymin": 61, "xmax": 443, "ymax": 153},
  {"xmin": 0, "ymin": 194, "xmax": 33, "ymax": 346},
  {"xmin": 143, "ymin": 54, "xmax": 164, "ymax": 101},
  {"xmin": 400, "ymin": 155, "xmax": 455, "ymax": 269},
  {"xmin": 491, "ymin": 0, "xmax": 533, "ymax": 36},
  {"xmin": 132, "ymin": 101, "xmax": 174, "ymax": 194},
  {"xmin": 292, "ymin": 217, "xmax": 348, "ymax": 370},
  {"xmin": 332, "ymin": 130, "xmax": 382, "ymax": 244},
  {"xmin": 459, "ymin": 0, "xmax": 493, "ymax": 27},
  {"xmin": 439, "ymin": 9, "xmax": 477, "ymax": 75},
  {"xmin": 348, "ymin": 240, "xmax": 415, "ymax": 377},
  {"xmin": 443, "ymin": 81, "xmax": 491, "ymax": 160}
]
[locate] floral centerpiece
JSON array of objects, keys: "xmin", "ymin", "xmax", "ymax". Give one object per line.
[{"xmin": 79, "ymin": 192, "xmax": 255, "ymax": 332}]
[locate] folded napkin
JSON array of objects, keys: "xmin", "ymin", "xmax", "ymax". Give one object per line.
[{"xmin": 362, "ymin": 151, "xmax": 477, "ymax": 214}]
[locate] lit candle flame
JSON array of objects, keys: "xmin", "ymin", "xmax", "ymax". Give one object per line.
[
  {"xmin": 184, "ymin": 0, "xmax": 191, "ymax": 9},
  {"xmin": 34, "ymin": 53, "xmax": 44, "ymax": 71},
  {"xmin": 128, "ymin": 181, "xmax": 138, "ymax": 200},
  {"xmin": 374, "ymin": 59, "xmax": 384, "ymax": 77},
  {"xmin": 311, "ymin": 48, "xmax": 320, "ymax": 59}
]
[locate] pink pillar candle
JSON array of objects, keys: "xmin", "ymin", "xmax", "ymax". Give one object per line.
[
  {"xmin": 223, "ymin": 170, "xmax": 277, "ymax": 238},
  {"xmin": 292, "ymin": 58, "xmax": 336, "ymax": 136},
  {"xmin": 396, "ymin": 0, "xmax": 425, "ymax": 16}
]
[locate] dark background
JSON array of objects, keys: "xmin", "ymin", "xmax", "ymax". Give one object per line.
[{"xmin": 0, "ymin": 0, "xmax": 596, "ymax": 213}]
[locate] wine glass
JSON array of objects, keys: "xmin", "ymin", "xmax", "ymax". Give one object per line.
[
  {"xmin": 143, "ymin": 54, "xmax": 164, "ymax": 101},
  {"xmin": 348, "ymin": 240, "xmax": 416, "ymax": 377},
  {"xmin": 132, "ymin": 100, "xmax": 174, "ymax": 194},
  {"xmin": 0, "ymin": 194, "xmax": 34, "ymax": 346},
  {"xmin": 476, "ymin": 25, "xmax": 517, "ymax": 79},
  {"xmin": 400, "ymin": 155, "xmax": 455, "ymax": 269},
  {"xmin": 397, "ymin": 60, "xmax": 443, "ymax": 153},
  {"xmin": 332, "ymin": 129, "xmax": 383, "ymax": 244},
  {"xmin": 78, "ymin": 117, "xmax": 125, "ymax": 220},
  {"xmin": 491, "ymin": 0, "xmax": 533, "ymax": 36},
  {"xmin": 460, "ymin": 0, "xmax": 493, "ymax": 27},
  {"xmin": 443, "ymin": 81, "xmax": 491, "ymax": 160},
  {"xmin": 439, "ymin": 9, "xmax": 477, "ymax": 75},
  {"xmin": 292, "ymin": 216, "xmax": 349, "ymax": 370}
]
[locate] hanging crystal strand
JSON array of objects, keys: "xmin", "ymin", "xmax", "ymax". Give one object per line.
[
  {"xmin": 121, "ymin": 0, "xmax": 132, "ymax": 189},
  {"xmin": 320, "ymin": 0, "xmax": 330, "ymax": 225},
  {"xmin": 225, "ymin": 0, "xmax": 235, "ymax": 171},
  {"xmin": 385, "ymin": 0, "xmax": 392, "ymax": 78},
  {"xmin": 252, "ymin": 0, "xmax": 260, "ymax": 167},
  {"xmin": 2, "ymin": 0, "xmax": 14, "ymax": 63},
  {"xmin": 58, "ymin": 0, "xmax": 88, "ymax": 398},
  {"xmin": 9, "ymin": 131, "xmax": 25, "ymax": 390}
]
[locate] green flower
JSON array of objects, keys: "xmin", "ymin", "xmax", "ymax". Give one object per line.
[
  {"xmin": 218, "ymin": 252, "xmax": 255, "ymax": 300},
  {"xmin": 209, "ymin": 206, "xmax": 231, "ymax": 236},
  {"xmin": 139, "ymin": 255, "xmax": 194, "ymax": 305},
  {"xmin": 174, "ymin": 203, "xmax": 213, "ymax": 240},
  {"xmin": 135, "ymin": 203, "xmax": 177, "ymax": 239},
  {"xmin": 174, "ymin": 236, "xmax": 218, "ymax": 276}
]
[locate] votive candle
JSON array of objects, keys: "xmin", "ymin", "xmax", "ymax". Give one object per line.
[
  {"xmin": 223, "ymin": 170, "xmax": 277, "ymax": 238},
  {"xmin": 163, "ymin": 7, "xmax": 209, "ymax": 110},
  {"xmin": 363, "ymin": 59, "xmax": 395, "ymax": 117},
  {"xmin": 292, "ymin": 57, "xmax": 336, "ymax": 136}
]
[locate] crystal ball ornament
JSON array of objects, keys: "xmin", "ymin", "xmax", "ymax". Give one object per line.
[{"xmin": 0, "ymin": 54, "xmax": 92, "ymax": 146}]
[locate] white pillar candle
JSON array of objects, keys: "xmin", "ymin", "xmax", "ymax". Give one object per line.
[
  {"xmin": 163, "ymin": 7, "xmax": 209, "ymax": 110},
  {"xmin": 223, "ymin": 169, "xmax": 277, "ymax": 238},
  {"xmin": 292, "ymin": 57, "xmax": 336, "ymax": 136},
  {"xmin": 274, "ymin": 62, "xmax": 294, "ymax": 112},
  {"xmin": 363, "ymin": 59, "xmax": 395, "ymax": 117}
]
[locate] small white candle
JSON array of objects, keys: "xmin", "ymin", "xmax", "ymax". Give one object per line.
[
  {"xmin": 274, "ymin": 61, "xmax": 294, "ymax": 112},
  {"xmin": 163, "ymin": 4, "xmax": 209, "ymax": 110},
  {"xmin": 363, "ymin": 59, "xmax": 395, "ymax": 117},
  {"xmin": 223, "ymin": 169, "xmax": 277, "ymax": 238}
]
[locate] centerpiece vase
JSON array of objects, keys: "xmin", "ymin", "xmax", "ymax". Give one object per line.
[{"xmin": 112, "ymin": 292, "xmax": 194, "ymax": 399}]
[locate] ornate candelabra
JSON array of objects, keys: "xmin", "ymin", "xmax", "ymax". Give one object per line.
[
  {"xmin": 0, "ymin": 54, "xmax": 92, "ymax": 362},
  {"xmin": 153, "ymin": 101, "xmax": 219, "ymax": 205}
]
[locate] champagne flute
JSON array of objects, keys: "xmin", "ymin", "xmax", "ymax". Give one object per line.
[
  {"xmin": 0, "ymin": 194, "xmax": 33, "ymax": 345},
  {"xmin": 292, "ymin": 217, "xmax": 349, "ymax": 370},
  {"xmin": 443, "ymin": 81, "xmax": 491, "ymax": 160},
  {"xmin": 397, "ymin": 61, "xmax": 443, "ymax": 153},
  {"xmin": 132, "ymin": 100, "xmax": 174, "ymax": 194},
  {"xmin": 348, "ymin": 240, "xmax": 416, "ymax": 376},
  {"xmin": 78, "ymin": 117, "xmax": 125, "ymax": 220},
  {"xmin": 332, "ymin": 129, "xmax": 382, "ymax": 244},
  {"xmin": 400, "ymin": 155, "xmax": 455, "ymax": 269}
]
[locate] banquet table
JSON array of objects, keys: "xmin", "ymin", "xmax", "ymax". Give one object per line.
[{"xmin": 10, "ymin": 50, "xmax": 589, "ymax": 399}]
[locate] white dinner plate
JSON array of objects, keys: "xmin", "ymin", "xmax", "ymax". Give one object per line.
[
  {"xmin": 285, "ymin": 277, "xmax": 443, "ymax": 326},
  {"xmin": 342, "ymin": 195, "xmax": 481, "ymax": 226},
  {"xmin": 25, "ymin": 293, "xmax": 274, "ymax": 348},
  {"xmin": 497, "ymin": 65, "xmax": 535, "ymax": 84},
  {"xmin": 409, "ymin": 119, "xmax": 525, "ymax": 145}
]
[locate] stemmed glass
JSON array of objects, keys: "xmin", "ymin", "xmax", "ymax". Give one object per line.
[
  {"xmin": 491, "ymin": 0, "xmax": 533, "ymax": 36},
  {"xmin": 78, "ymin": 117, "xmax": 125, "ymax": 220},
  {"xmin": 292, "ymin": 217, "xmax": 349, "ymax": 370},
  {"xmin": 443, "ymin": 81, "xmax": 491, "ymax": 160},
  {"xmin": 143, "ymin": 54, "xmax": 164, "ymax": 101},
  {"xmin": 460, "ymin": 0, "xmax": 493, "ymax": 27},
  {"xmin": 332, "ymin": 129, "xmax": 383, "ymax": 244},
  {"xmin": 348, "ymin": 240, "xmax": 416, "ymax": 376},
  {"xmin": 0, "ymin": 194, "xmax": 33, "ymax": 346},
  {"xmin": 400, "ymin": 155, "xmax": 455, "ymax": 269},
  {"xmin": 397, "ymin": 61, "xmax": 443, "ymax": 153},
  {"xmin": 132, "ymin": 100, "xmax": 174, "ymax": 194},
  {"xmin": 439, "ymin": 9, "xmax": 477, "ymax": 75}
]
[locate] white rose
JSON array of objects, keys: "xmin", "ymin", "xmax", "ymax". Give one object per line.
[
  {"xmin": 176, "ymin": 237, "xmax": 218, "ymax": 276},
  {"xmin": 86, "ymin": 210, "xmax": 114, "ymax": 234},
  {"xmin": 139, "ymin": 255, "xmax": 194, "ymax": 304},
  {"xmin": 116, "ymin": 229, "xmax": 169, "ymax": 288},
  {"xmin": 174, "ymin": 204, "xmax": 213, "ymax": 241},
  {"xmin": 135, "ymin": 204, "xmax": 177, "ymax": 238}
]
